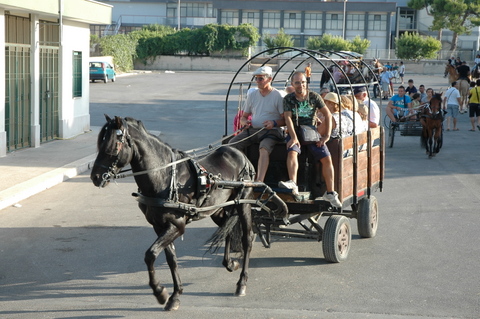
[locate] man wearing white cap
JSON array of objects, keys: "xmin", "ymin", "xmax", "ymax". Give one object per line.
[{"xmin": 229, "ymin": 66, "xmax": 285, "ymax": 182}]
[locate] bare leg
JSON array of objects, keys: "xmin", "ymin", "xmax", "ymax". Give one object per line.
[
  {"xmin": 386, "ymin": 107, "xmax": 397, "ymax": 123},
  {"xmin": 453, "ymin": 117, "xmax": 458, "ymax": 130},
  {"xmin": 286, "ymin": 151, "xmax": 299, "ymax": 183},
  {"xmin": 256, "ymin": 148, "xmax": 270, "ymax": 182},
  {"xmin": 320, "ymin": 156, "xmax": 335, "ymax": 192}
]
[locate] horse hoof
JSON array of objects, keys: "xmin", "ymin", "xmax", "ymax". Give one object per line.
[
  {"xmin": 235, "ymin": 285, "xmax": 247, "ymax": 297},
  {"xmin": 154, "ymin": 287, "xmax": 169, "ymax": 305},
  {"xmin": 164, "ymin": 298, "xmax": 180, "ymax": 311},
  {"xmin": 226, "ymin": 260, "xmax": 240, "ymax": 272}
]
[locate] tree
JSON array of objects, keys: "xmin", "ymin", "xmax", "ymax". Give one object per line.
[
  {"xmin": 395, "ymin": 32, "xmax": 442, "ymax": 61},
  {"xmin": 408, "ymin": 0, "xmax": 480, "ymax": 52},
  {"xmin": 306, "ymin": 34, "xmax": 370, "ymax": 54},
  {"xmin": 306, "ymin": 34, "xmax": 350, "ymax": 51},
  {"xmin": 262, "ymin": 28, "xmax": 294, "ymax": 53},
  {"xmin": 349, "ymin": 35, "xmax": 371, "ymax": 55}
]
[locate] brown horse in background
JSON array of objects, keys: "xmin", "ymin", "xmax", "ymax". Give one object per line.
[
  {"xmin": 445, "ymin": 64, "xmax": 470, "ymax": 112},
  {"xmin": 420, "ymin": 93, "xmax": 444, "ymax": 158}
]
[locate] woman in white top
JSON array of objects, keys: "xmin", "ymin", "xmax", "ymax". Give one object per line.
[
  {"xmin": 320, "ymin": 92, "xmax": 354, "ymax": 138},
  {"xmin": 340, "ymin": 94, "xmax": 368, "ymax": 134}
]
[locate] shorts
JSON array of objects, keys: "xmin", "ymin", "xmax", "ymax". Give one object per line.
[
  {"xmin": 447, "ymin": 104, "xmax": 459, "ymax": 118},
  {"xmin": 306, "ymin": 77, "xmax": 311, "ymax": 84},
  {"xmin": 285, "ymin": 133, "xmax": 330, "ymax": 161},
  {"xmin": 285, "ymin": 134, "xmax": 302, "ymax": 153},
  {"xmin": 399, "ymin": 73, "xmax": 404, "ymax": 77},
  {"xmin": 381, "ymin": 81, "xmax": 390, "ymax": 93},
  {"xmin": 307, "ymin": 143, "xmax": 331, "ymax": 161},
  {"xmin": 469, "ymin": 103, "xmax": 480, "ymax": 117},
  {"xmin": 229, "ymin": 127, "xmax": 284, "ymax": 154}
]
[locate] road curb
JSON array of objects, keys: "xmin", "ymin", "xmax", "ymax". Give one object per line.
[{"xmin": 0, "ymin": 153, "xmax": 97, "ymax": 211}]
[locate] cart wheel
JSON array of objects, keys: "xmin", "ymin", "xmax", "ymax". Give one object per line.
[
  {"xmin": 357, "ymin": 196, "xmax": 379, "ymax": 238},
  {"xmin": 322, "ymin": 215, "xmax": 351, "ymax": 263},
  {"xmin": 383, "ymin": 114, "xmax": 392, "ymax": 129},
  {"xmin": 388, "ymin": 125, "xmax": 395, "ymax": 148}
]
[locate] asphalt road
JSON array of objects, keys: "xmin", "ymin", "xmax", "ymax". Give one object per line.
[{"xmin": 1, "ymin": 71, "xmax": 479, "ymax": 318}]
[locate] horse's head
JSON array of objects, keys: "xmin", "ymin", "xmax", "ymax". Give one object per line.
[
  {"xmin": 445, "ymin": 64, "xmax": 456, "ymax": 74},
  {"xmin": 431, "ymin": 92, "xmax": 443, "ymax": 111},
  {"xmin": 90, "ymin": 115, "xmax": 134, "ymax": 187}
]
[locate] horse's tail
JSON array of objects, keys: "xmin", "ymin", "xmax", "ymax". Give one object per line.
[{"xmin": 205, "ymin": 214, "xmax": 242, "ymax": 254}]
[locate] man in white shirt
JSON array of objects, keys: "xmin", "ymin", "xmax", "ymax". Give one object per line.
[
  {"xmin": 354, "ymin": 86, "xmax": 380, "ymax": 128},
  {"xmin": 443, "ymin": 81, "xmax": 462, "ymax": 131},
  {"xmin": 229, "ymin": 66, "xmax": 286, "ymax": 182},
  {"xmin": 380, "ymin": 68, "xmax": 393, "ymax": 100}
]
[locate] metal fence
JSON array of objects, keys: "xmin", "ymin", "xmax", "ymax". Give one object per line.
[{"xmin": 250, "ymin": 46, "xmax": 479, "ymax": 62}]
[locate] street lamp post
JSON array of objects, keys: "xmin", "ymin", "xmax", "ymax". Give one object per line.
[
  {"xmin": 343, "ymin": 0, "xmax": 347, "ymax": 39},
  {"xmin": 177, "ymin": 0, "xmax": 181, "ymax": 30}
]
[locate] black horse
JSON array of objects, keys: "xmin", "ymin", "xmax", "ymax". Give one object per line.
[
  {"xmin": 420, "ymin": 93, "xmax": 444, "ymax": 158},
  {"xmin": 90, "ymin": 115, "xmax": 287, "ymax": 311}
]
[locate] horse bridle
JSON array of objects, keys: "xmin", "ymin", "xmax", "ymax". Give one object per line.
[
  {"xmin": 98, "ymin": 120, "xmax": 183, "ymax": 203},
  {"xmin": 98, "ymin": 125, "xmax": 131, "ymax": 187}
]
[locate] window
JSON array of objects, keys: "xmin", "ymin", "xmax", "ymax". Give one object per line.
[
  {"xmin": 284, "ymin": 11, "xmax": 301, "ymax": 29},
  {"xmin": 305, "ymin": 12, "xmax": 322, "ymax": 30},
  {"xmin": 368, "ymin": 14, "xmax": 387, "ymax": 31},
  {"xmin": 221, "ymin": 10, "xmax": 239, "ymax": 25},
  {"xmin": 72, "ymin": 51, "xmax": 82, "ymax": 98},
  {"xmin": 326, "ymin": 13, "xmax": 343, "ymax": 30},
  {"xmin": 263, "ymin": 11, "xmax": 281, "ymax": 29},
  {"xmin": 347, "ymin": 14, "xmax": 364, "ymax": 30},
  {"xmin": 242, "ymin": 11, "xmax": 260, "ymax": 27},
  {"xmin": 399, "ymin": 8, "xmax": 415, "ymax": 30},
  {"xmin": 167, "ymin": 3, "xmax": 215, "ymax": 18},
  {"xmin": 5, "ymin": 14, "xmax": 30, "ymax": 44}
]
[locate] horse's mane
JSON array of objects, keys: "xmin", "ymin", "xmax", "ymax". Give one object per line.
[
  {"xmin": 97, "ymin": 116, "xmax": 159, "ymax": 151},
  {"xmin": 122, "ymin": 117, "xmax": 188, "ymax": 157}
]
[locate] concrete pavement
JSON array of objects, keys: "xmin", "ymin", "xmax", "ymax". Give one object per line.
[
  {"xmin": 0, "ymin": 126, "xmax": 100, "ymax": 210},
  {"xmin": 0, "ymin": 71, "xmax": 476, "ymax": 211}
]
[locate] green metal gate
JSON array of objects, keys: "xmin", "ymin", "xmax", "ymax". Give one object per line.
[
  {"xmin": 39, "ymin": 47, "xmax": 59, "ymax": 142},
  {"xmin": 5, "ymin": 14, "xmax": 31, "ymax": 152},
  {"xmin": 5, "ymin": 45, "xmax": 31, "ymax": 152}
]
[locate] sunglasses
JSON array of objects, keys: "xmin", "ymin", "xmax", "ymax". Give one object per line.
[{"xmin": 255, "ymin": 77, "xmax": 267, "ymax": 82}]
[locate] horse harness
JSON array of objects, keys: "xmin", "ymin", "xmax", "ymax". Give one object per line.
[
  {"xmin": 101, "ymin": 124, "xmax": 283, "ymax": 221},
  {"xmin": 420, "ymin": 101, "xmax": 444, "ymax": 121}
]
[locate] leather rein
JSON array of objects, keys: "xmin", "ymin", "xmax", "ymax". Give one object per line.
[{"xmin": 98, "ymin": 125, "xmax": 285, "ymax": 220}]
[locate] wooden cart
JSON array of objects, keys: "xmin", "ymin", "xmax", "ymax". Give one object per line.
[{"xmin": 224, "ymin": 47, "xmax": 385, "ymax": 262}]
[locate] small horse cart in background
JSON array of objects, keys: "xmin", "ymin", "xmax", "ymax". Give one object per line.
[
  {"xmin": 224, "ymin": 47, "xmax": 385, "ymax": 262},
  {"xmin": 383, "ymin": 110, "xmax": 424, "ymax": 148}
]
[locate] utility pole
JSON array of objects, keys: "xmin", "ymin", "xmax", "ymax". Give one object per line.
[
  {"xmin": 343, "ymin": 0, "xmax": 347, "ymax": 39},
  {"xmin": 177, "ymin": 0, "xmax": 181, "ymax": 30}
]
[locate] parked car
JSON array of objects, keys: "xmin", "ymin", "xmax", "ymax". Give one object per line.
[{"xmin": 89, "ymin": 61, "xmax": 116, "ymax": 83}]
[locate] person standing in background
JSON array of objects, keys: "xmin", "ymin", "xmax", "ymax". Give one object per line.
[
  {"xmin": 468, "ymin": 79, "xmax": 480, "ymax": 131},
  {"xmin": 398, "ymin": 61, "xmax": 405, "ymax": 84},
  {"xmin": 443, "ymin": 81, "xmax": 462, "ymax": 131},
  {"xmin": 305, "ymin": 62, "xmax": 312, "ymax": 89}
]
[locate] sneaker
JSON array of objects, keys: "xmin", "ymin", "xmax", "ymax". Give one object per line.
[
  {"xmin": 323, "ymin": 191, "xmax": 342, "ymax": 208},
  {"xmin": 278, "ymin": 180, "xmax": 298, "ymax": 195}
]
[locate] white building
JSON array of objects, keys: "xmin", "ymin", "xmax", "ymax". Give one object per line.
[
  {"xmin": 0, "ymin": 0, "xmax": 112, "ymax": 156},
  {"xmin": 92, "ymin": 0, "xmax": 479, "ymax": 59}
]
